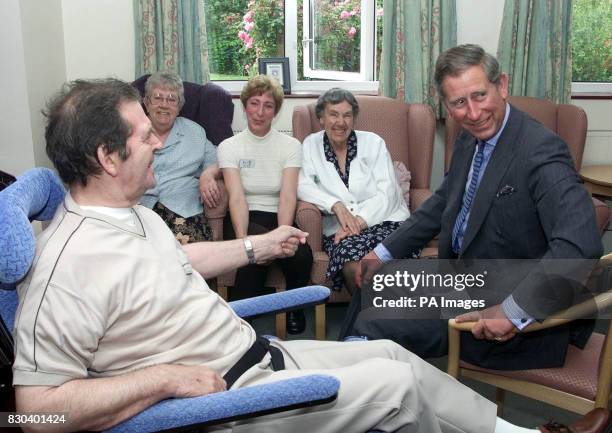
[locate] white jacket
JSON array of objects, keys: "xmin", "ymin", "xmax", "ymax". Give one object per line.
[{"xmin": 298, "ymin": 130, "xmax": 410, "ymax": 236}]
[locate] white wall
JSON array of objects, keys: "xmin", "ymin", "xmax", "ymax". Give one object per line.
[
  {"xmin": 20, "ymin": 0, "xmax": 66, "ymax": 170},
  {"xmin": 457, "ymin": 0, "xmax": 505, "ymax": 54},
  {"xmin": 0, "ymin": 0, "xmax": 36, "ymax": 176},
  {"xmin": 62, "ymin": 0, "xmax": 135, "ymax": 81},
  {"xmin": 0, "ymin": 0, "xmax": 65, "ymax": 176}
]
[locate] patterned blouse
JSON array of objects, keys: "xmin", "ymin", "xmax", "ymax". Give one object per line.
[{"xmin": 322, "ymin": 130, "xmax": 358, "ymax": 188}]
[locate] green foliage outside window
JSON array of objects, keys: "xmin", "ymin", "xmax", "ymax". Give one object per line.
[
  {"xmin": 311, "ymin": 0, "xmax": 362, "ymax": 72},
  {"xmin": 204, "ymin": 0, "xmax": 383, "ymax": 81},
  {"xmin": 572, "ymin": 0, "xmax": 612, "ymax": 82},
  {"xmin": 204, "ymin": 0, "xmax": 284, "ymax": 80}
]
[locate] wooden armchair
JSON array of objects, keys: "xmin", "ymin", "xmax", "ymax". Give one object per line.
[
  {"xmin": 292, "ymin": 96, "xmax": 437, "ymax": 339},
  {"xmin": 447, "ymin": 254, "xmax": 612, "ymax": 415}
]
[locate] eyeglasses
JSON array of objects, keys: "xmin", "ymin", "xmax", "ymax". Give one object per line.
[{"xmin": 149, "ymin": 93, "xmax": 179, "ymax": 107}]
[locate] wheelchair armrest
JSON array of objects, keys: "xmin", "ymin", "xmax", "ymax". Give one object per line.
[
  {"xmin": 106, "ymin": 374, "xmax": 339, "ymax": 433},
  {"xmin": 229, "ymin": 285, "xmax": 330, "ymax": 319}
]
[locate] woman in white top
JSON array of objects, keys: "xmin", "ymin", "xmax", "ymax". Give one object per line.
[
  {"xmin": 218, "ymin": 75, "xmax": 312, "ymax": 334},
  {"xmin": 298, "ymin": 88, "xmax": 411, "ymax": 293}
]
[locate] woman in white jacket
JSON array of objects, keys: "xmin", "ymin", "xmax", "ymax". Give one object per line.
[{"xmin": 298, "ymin": 88, "xmax": 411, "ymax": 296}]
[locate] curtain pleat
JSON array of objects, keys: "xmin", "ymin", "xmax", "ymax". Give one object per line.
[{"xmin": 134, "ymin": 0, "xmax": 210, "ymax": 83}]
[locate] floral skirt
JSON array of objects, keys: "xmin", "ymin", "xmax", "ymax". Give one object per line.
[
  {"xmin": 153, "ymin": 202, "xmax": 213, "ymax": 244},
  {"xmin": 322, "ymin": 221, "xmax": 402, "ymax": 290}
]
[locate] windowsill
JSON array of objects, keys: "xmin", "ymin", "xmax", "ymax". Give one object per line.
[
  {"xmin": 229, "ymin": 90, "xmax": 379, "ymax": 99},
  {"xmin": 216, "ymin": 80, "xmax": 380, "ymax": 97},
  {"xmin": 571, "ymin": 82, "xmax": 612, "ymax": 98}
]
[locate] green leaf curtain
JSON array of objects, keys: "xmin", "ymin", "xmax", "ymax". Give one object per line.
[
  {"xmin": 133, "ymin": 0, "xmax": 210, "ymax": 83},
  {"xmin": 379, "ymin": 0, "xmax": 456, "ymax": 116},
  {"xmin": 497, "ymin": 0, "xmax": 572, "ymax": 103}
]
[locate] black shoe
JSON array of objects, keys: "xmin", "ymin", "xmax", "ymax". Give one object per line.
[{"xmin": 287, "ymin": 310, "xmax": 306, "ymax": 334}]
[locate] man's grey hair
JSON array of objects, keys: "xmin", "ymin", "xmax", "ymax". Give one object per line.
[
  {"xmin": 144, "ymin": 72, "xmax": 185, "ymax": 109},
  {"xmin": 315, "ymin": 88, "xmax": 359, "ymax": 119},
  {"xmin": 434, "ymin": 44, "xmax": 502, "ymax": 99}
]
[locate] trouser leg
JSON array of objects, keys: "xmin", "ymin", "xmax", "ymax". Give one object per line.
[
  {"xmin": 277, "ymin": 241, "xmax": 312, "ymax": 289},
  {"xmin": 230, "ymin": 339, "xmax": 497, "ymax": 433},
  {"xmin": 353, "ymin": 307, "xmax": 449, "ymax": 358},
  {"xmin": 223, "ymin": 214, "xmax": 269, "ymax": 300},
  {"xmin": 336, "ymin": 284, "xmax": 362, "ymax": 340}
]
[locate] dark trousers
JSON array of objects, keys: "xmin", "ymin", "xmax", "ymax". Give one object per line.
[
  {"xmin": 352, "ymin": 312, "xmax": 449, "ymax": 358},
  {"xmin": 223, "ymin": 211, "xmax": 313, "ymax": 301}
]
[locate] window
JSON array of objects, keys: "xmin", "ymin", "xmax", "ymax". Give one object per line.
[
  {"xmin": 203, "ymin": 0, "xmax": 383, "ymax": 92},
  {"xmin": 571, "ymin": 0, "xmax": 611, "ymax": 94}
]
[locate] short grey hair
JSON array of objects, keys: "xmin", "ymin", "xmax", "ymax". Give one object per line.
[
  {"xmin": 144, "ymin": 72, "xmax": 185, "ymax": 109},
  {"xmin": 315, "ymin": 88, "xmax": 359, "ymax": 119},
  {"xmin": 434, "ymin": 44, "xmax": 502, "ymax": 99}
]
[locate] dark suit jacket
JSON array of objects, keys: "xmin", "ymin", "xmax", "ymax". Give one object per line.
[{"xmin": 382, "ymin": 105, "xmax": 603, "ymax": 369}]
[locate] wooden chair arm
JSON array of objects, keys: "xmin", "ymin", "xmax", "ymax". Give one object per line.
[
  {"xmin": 447, "ymin": 287, "xmax": 612, "ymax": 377},
  {"xmin": 448, "ymin": 287, "xmax": 612, "ymax": 334}
]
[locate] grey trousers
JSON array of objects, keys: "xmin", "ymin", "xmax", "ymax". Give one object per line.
[{"xmin": 223, "ymin": 339, "xmax": 497, "ymax": 433}]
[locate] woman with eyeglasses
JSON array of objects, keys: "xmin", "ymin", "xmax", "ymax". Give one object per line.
[
  {"xmin": 218, "ymin": 75, "xmax": 313, "ymax": 334},
  {"xmin": 140, "ymin": 72, "xmax": 222, "ymax": 244}
]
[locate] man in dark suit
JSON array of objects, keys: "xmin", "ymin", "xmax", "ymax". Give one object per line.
[{"xmin": 352, "ymin": 44, "xmax": 603, "ymax": 370}]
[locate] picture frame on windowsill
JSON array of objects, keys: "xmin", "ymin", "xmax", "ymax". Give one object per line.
[{"xmin": 258, "ymin": 57, "xmax": 291, "ymax": 95}]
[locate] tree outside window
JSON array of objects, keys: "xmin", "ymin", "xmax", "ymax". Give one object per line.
[{"xmin": 572, "ymin": 0, "xmax": 611, "ymax": 83}]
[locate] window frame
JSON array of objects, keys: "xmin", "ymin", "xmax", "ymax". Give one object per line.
[
  {"xmin": 210, "ymin": 0, "xmax": 379, "ymax": 94},
  {"xmin": 301, "ymin": 0, "xmax": 375, "ymax": 81}
]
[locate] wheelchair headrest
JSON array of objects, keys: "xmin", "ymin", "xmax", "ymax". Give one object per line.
[{"xmin": 0, "ymin": 168, "xmax": 65, "ymax": 284}]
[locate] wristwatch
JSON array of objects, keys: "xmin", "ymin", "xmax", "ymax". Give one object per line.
[{"xmin": 243, "ymin": 237, "xmax": 256, "ymax": 264}]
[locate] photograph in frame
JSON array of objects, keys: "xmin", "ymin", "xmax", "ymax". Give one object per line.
[{"xmin": 258, "ymin": 57, "xmax": 291, "ymax": 94}]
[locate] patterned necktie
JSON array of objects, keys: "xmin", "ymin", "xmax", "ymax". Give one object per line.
[{"xmin": 452, "ymin": 141, "xmax": 485, "ymax": 254}]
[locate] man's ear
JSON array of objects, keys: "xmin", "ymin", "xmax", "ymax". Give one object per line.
[
  {"xmin": 96, "ymin": 145, "xmax": 119, "ymax": 177},
  {"xmin": 498, "ymin": 73, "xmax": 509, "ymax": 100}
]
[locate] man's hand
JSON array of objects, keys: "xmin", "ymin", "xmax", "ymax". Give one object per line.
[
  {"xmin": 252, "ymin": 226, "xmax": 308, "ymax": 263},
  {"xmin": 163, "ymin": 364, "xmax": 226, "ymax": 398},
  {"xmin": 332, "ymin": 202, "xmax": 362, "ymax": 235},
  {"xmin": 199, "ymin": 169, "xmax": 222, "ymax": 208},
  {"xmin": 15, "ymin": 363, "xmax": 227, "ymax": 433},
  {"xmin": 355, "ymin": 250, "xmax": 383, "ymax": 288},
  {"xmin": 455, "ymin": 304, "xmax": 517, "ymax": 342}
]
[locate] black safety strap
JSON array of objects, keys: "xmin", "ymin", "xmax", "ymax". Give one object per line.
[{"xmin": 223, "ymin": 336, "xmax": 284, "ymax": 388}]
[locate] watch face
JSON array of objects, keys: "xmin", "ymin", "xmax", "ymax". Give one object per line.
[{"xmin": 0, "ymin": 170, "xmax": 16, "ymax": 192}]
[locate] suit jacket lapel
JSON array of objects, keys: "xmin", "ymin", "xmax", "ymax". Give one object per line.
[
  {"xmin": 461, "ymin": 108, "xmax": 522, "ymax": 252},
  {"xmin": 448, "ymin": 136, "xmax": 477, "ymax": 216}
]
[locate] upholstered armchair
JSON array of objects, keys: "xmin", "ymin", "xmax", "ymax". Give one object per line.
[
  {"xmin": 132, "ymin": 74, "xmax": 234, "ymax": 146},
  {"xmin": 292, "ymin": 96, "xmax": 437, "ymax": 338}
]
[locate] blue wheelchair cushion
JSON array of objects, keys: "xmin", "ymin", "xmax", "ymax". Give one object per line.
[{"xmin": 0, "ymin": 168, "xmax": 65, "ymax": 284}]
